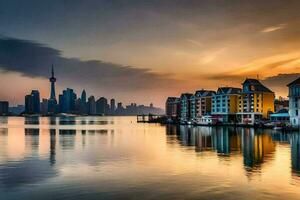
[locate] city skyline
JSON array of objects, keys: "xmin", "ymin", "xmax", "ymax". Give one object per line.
[
  {"xmin": 0, "ymin": 0, "xmax": 300, "ymax": 107},
  {"xmin": 18, "ymin": 66, "xmax": 163, "ymax": 116}
]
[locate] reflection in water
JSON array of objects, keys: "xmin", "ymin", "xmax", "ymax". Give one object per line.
[
  {"xmin": 168, "ymin": 125, "xmax": 277, "ymax": 172},
  {"xmin": 0, "ymin": 117, "xmax": 300, "ymax": 200},
  {"xmin": 50, "ymin": 129, "xmax": 56, "ymax": 165},
  {"xmin": 25, "ymin": 116, "xmax": 39, "ymax": 125},
  {"xmin": 290, "ymin": 134, "xmax": 300, "ymax": 175},
  {"xmin": 59, "ymin": 130, "xmax": 76, "ymax": 150},
  {"xmin": 59, "ymin": 116, "xmax": 76, "ymax": 125},
  {"xmin": 0, "ymin": 128, "xmax": 8, "ymax": 135}
]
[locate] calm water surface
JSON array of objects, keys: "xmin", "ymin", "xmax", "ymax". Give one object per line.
[{"xmin": 0, "ymin": 116, "xmax": 300, "ymax": 200}]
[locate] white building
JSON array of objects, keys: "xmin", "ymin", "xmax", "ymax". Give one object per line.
[{"xmin": 288, "ymin": 77, "xmax": 300, "ymax": 126}]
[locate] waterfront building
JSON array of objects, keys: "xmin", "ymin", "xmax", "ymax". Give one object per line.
[
  {"xmin": 211, "ymin": 87, "xmax": 242, "ymax": 123},
  {"xmin": 0, "ymin": 101, "xmax": 9, "ymax": 115},
  {"xmin": 180, "ymin": 93, "xmax": 193, "ymax": 121},
  {"xmin": 96, "ymin": 97, "xmax": 109, "ymax": 115},
  {"xmin": 288, "ymin": 77, "xmax": 300, "ymax": 126},
  {"xmin": 237, "ymin": 79, "xmax": 274, "ymax": 124},
  {"xmin": 165, "ymin": 97, "xmax": 180, "ymax": 118},
  {"xmin": 88, "ymin": 96, "xmax": 96, "ymax": 115},
  {"xmin": 25, "ymin": 90, "xmax": 40, "ymax": 114},
  {"xmin": 269, "ymin": 109, "xmax": 290, "ymax": 124},
  {"xmin": 190, "ymin": 90, "xmax": 215, "ymax": 119},
  {"xmin": 59, "ymin": 88, "xmax": 76, "ymax": 113}
]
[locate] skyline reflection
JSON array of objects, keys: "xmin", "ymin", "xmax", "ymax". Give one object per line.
[{"xmin": 0, "ymin": 117, "xmax": 300, "ymax": 199}]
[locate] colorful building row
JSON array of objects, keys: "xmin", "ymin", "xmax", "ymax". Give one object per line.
[{"xmin": 166, "ymin": 78, "xmax": 275, "ymax": 125}]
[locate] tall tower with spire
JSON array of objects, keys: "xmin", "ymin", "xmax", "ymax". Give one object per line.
[{"xmin": 49, "ymin": 65, "xmax": 56, "ymax": 101}]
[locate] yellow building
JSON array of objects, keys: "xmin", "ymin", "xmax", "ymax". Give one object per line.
[{"xmin": 237, "ymin": 79, "xmax": 275, "ymax": 124}]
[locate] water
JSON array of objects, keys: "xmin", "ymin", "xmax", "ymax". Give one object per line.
[{"xmin": 0, "ymin": 116, "xmax": 299, "ymax": 200}]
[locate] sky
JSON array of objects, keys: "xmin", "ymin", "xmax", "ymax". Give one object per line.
[{"xmin": 0, "ymin": 0, "xmax": 300, "ymax": 107}]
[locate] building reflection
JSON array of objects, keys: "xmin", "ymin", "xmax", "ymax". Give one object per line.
[
  {"xmin": 0, "ymin": 128, "xmax": 8, "ymax": 135},
  {"xmin": 195, "ymin": 127, "xmax": 212, "ymax": 152},
  {"xmin": 171, "ymin": 125, "xmax": 276, "ymax": 171},
  {"xmin": 59, "ymin": 129, "xmax": 76, "ymax": 150},
  {"xmin": 50, "ymin": 129, "xmax": 56, "ymax": 165},
  {"xmin": 0, "ymin": 117, "xmax": 8, "ymax": 124},
  {"xmin": 24, "ymin": 128, "xmax": 40, "ymax": 156},
  {"xmin": 242, "ymin": 129, "xmax": 275, "ymax": 169},
  {"xmin": 290, "ymin": 134, "xmax": 300, "ymax": 176},
  {"xmin": 59, "ymin": 116, "xmax": 76, "ymax": 125},
  {"xmin": 25, "ymin": 116, "xmax": 39, "ymax": 125}
]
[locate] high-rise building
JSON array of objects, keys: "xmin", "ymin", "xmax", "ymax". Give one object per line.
[
  {"xmin": 88, "ymin": 96, "xmax": 96, "ymax": 115},
  {"xmin": 81, "ymin": 90, "xmax": 87, "ymax": 103},
  {"xmin": 96, "ymin": 97, "xmax": 109, "ymax": 115},
  {"xmin": 40, "ymin": 98, "xmax": 49, "ymax": 114},
  {"xmin": 25, "ymin": 90, "xmax": 40, "ymax": 114},
  {"xmin": 59, "ymin": 88, "xmax": 76, "ymax": 113},
  {"xmin": 110, "ymin": 98, "xmax": 116, "ymax": 114},
  {"xmin": 79, "ymin": 90, "xmax": 87, "ymax": 114},
  {"xmin": 287, "ymin": 77, "xmax": 300, "ymax": 126},
  {"xmin": 0, "ymin": 101, "xmax": 9, "ymax": 115}
]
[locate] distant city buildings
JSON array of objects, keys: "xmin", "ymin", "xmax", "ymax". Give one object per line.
[
  {"xmin": 2, "ymin": 66, "xmax": 161, "ymax": 116},
  {"xmin": 0, "ymin": 101, "xmax": 9, "ymax": 116},
  {"xmin": 25, "ymin": 90, "xmax": 40, "ymax": 114}
]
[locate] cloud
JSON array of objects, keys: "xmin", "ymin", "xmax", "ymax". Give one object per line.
[
  {"xmin": 261, "ymin": 24, "xmax": 286, "ymax": 33},
  {"xmin": 0, "ymin": 36, "xmax": 181, "ymax": 106},
  {"xmin": 262, "ymin": 73, "xmax": 300, "ymax": 87}
]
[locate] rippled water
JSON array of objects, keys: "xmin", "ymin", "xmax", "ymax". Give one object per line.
[{"xmin": 0, "ymin": 116, "xmax": 300, "ymax": 200}]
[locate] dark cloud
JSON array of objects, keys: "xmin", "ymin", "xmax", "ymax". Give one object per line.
[
  {"xmin": 262, "ymin": 73, "xmax": 300, "ymax": 87},
  {"xmin": 0, "ymin": 36, "xmax": 185, "ymax": 107},
  {"xmin": 0, "ymin": 36, "xmax": 179, "ymax": 96}
]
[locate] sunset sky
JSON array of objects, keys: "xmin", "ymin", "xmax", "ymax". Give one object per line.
[{"xmin": 0, "ymin": 0, "xmax": 300, "ymax": 107}]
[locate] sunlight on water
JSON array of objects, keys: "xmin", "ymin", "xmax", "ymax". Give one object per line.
[{"xmin": 0, "ymin": 116, "xmax": 299, "ymax": 200}]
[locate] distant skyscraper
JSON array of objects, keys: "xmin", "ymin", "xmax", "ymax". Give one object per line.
[
  {"xmin": 110, "ymin": 98, "xmax": 116, "ymax": 114},
  {"xmin": 81, "ymin": 90, "xmax": 87, "ymax": 103},
  {"xmin": 0, "ymin": 101, "xmax": 9, "ymax": 115},
  {"xmin": 88, "ymin": 96, "xmax": 96, "ymax": 115},
  {"xmin": 31, "ymin": 90, "xmax": 40, "ymax": 113},
  {"xmin": 25, "ymin": 90, "xmax": 40, "ymax": 114},
  {"xmin": 59, "ymin": 88, "xmax": 76, "ymax": 113},
  {"xmin": 96, "ymin": 97, "xmax": 109, "ymax": 115},
  {"xmin": 40, "ymin": 98, "xmax": 49, "ymax": 114},
  {"xmin": 49, "ymin": 65, "xmax": 56, "ymax": 101}
]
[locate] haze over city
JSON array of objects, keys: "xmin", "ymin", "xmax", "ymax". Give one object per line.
[{"xmin": 1, "ymin": 0, "xmax": 300, "ymax": 107}]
